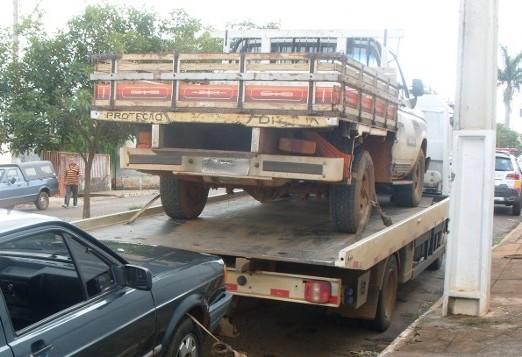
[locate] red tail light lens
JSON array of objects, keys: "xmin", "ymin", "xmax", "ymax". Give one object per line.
[
  {"xmin": 506, "ymin": 173, "xmax": 521, "ymax": 180},
  {"xmin": 304, "ymin": 280, "xmax": 331, "ymax": 304}
]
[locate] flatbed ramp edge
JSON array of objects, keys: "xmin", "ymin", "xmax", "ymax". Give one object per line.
[
  {"xmin": 80, "ymin": 195, "xmax": 448, "ymax": 314},
  {"xmin": 85, "ymin": 195, "xmax": 449, "ymax": 269}
]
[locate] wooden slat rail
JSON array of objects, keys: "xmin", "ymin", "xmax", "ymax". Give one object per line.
[{"xmin": 90, "ymin": 52, "xmax": 400, "ymax": 130}]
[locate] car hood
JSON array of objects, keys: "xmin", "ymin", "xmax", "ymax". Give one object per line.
[{"xmin": 101, "ymin": 240, "xmax": 220, "ymax": 276}]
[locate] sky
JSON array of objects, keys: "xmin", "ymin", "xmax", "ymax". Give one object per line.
[{"xmin": 1, "ymin": 0, "xmax": 522, "ymax": 130}]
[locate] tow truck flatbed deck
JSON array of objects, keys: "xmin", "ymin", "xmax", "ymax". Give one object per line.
[{"xmin": 89, "ymin": 195, "xmax": 445, "ymax": 268}]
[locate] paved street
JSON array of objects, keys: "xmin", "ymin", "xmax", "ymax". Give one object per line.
[{"xmin": 11, "ymin": 188, "xmax": 226, "ymax": 221}]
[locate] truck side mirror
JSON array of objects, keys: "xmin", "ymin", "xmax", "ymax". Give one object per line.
[{"xmin": 411, "ymin": 79, "xmax": 425, "ymax": 97}]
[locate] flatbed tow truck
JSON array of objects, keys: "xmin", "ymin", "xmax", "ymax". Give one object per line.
[{"xmin": 81, "ymin": 193, "xmax": 448, "ymax": 331}]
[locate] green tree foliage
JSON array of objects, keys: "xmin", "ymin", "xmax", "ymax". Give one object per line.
[
  {"xmin": 0, "ymin": 5, "xmax": 221, "ymax": 218},
  {"xmin": 496, "ymin": 123, "xmax": 522, "ymax": 153},
  {"xmin": 498, "ymin": 46, "xmax": 522, "ymax": 129},
  {"xmin": 226, "ymin": 20, "xmax": 281, "ymax": 31}
]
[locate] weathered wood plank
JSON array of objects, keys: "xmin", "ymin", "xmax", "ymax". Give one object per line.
[
  {"xmin": 179, "ymin": 62, "xmax": 240, "ymax": 71},
  {"xmin": 246, "ymin": 63, "xmax": 309, "ymax": 72},
  {"xmin": 91, "ymin": 110, "xmax": 340, "ymax": 128}
]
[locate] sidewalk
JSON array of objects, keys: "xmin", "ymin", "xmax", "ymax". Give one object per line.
[{"xmin": 382, "ymin": 223, "xmax": 522, "ymax": 357}]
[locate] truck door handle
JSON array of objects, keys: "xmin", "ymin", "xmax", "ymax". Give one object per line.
[{"xmin": 30, "ymin": 339, "xmax": 54, "ymax": 356}]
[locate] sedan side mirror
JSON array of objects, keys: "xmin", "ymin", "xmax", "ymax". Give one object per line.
[
  {"xmin": 9, "ymin": 177, "xmax": 16, "ymax": 185},
  {"xmin": 123, "ymin": 265, "xmax": 152, "ymax": 291},
  {"xmin": 411, "ymin": 79, "xmax": 425, "ymax": 97}
]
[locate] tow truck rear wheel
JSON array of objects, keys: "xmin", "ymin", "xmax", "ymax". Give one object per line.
[
  {"xmin": 393, "ymin": 150, "xmax": 425, "ymax": 207},
  {"xmin": 512, "ymin": 201, "xmax": 521, "ymax": 216},
  {"xmin": 330, "ymin": 151, "xmax": 375, "ymax": 233},
  {"xmin": 367, "ymin": 256, "xmax": 398, "ymax": 332},
  {"xmin": 160, "ymin": 176, "xmax": 209, "ymax": 219}
]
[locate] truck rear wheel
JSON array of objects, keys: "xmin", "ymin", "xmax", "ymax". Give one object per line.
[
  {"xmin": 393, "ymin": 150, "xmax": 425, "ymax": 207},
  {"xmin": 367, "ymin": 256, "xmax": 398, "ymax": 332},
  {"xmin": 160, "ymin": 176, "xmax": 209, "ymax": 219},
  {"xmin": 512, "ymin": 201, "xmax": 521, "ymax": 216},
  {"xmin": 330, "ymin": 151, "xmax": 374, "ymax": 233}
]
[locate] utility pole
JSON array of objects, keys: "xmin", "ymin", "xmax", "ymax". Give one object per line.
[
  {"xmin": 12, "ymin": 0, "xmax": 19, "ymax": 60},
  {"xmin": 443, "ymin": 0, "xmax": 498, "ymax": 316}
]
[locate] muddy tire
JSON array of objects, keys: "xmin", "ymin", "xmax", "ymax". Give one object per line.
[
  {"xmin": 163, "ymin": 317, "xmax": 202, "ymax": 357},
  {"xmin": 160, "ymin": 176, "xmax": 209, "ymax": 219},
  {"xmin": 512, "ymin": 201, "xmax": 521, "ymax": 216},
  {"xmin": 35, "ymin": 191, "xmax": 49, "ymax": 210},
  {"xmin": 393, "ymin": 150, "xmax": 425, "ymax": 207},
  {"xmin": 330, "ymin": 151, "xmax": 375, "ymax": 233},
  {"xmin": 367, "ymin": 256, "xmax": 398, "ymax": 332}
]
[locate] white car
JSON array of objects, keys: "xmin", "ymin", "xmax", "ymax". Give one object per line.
[{"xmin": 495, "ymin": 151, "xmax": 522, "ymax": 215}]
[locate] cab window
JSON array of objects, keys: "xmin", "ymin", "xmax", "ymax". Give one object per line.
[
  {"xmin": 4, "ymin": 168, "xmax": 21, "ymax": 184},
  {"xmin": 496, "ymin": 156, "xmax": 513, "ymax": 171}
]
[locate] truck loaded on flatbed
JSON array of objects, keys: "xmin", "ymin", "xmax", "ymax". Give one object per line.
[
  {"xmin": 85, "ymin": 193, "xmax": 449, "ymax": 332},
  {"xmin": 89, "ymin": 30, "xmax": 428, "ymax": 233}
]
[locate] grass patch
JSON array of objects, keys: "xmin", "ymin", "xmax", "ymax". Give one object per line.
[{"xmin": 128, "ymin": 204, "xmax": 144, "ymax": 210}]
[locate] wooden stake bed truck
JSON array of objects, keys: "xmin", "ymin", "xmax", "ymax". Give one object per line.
[
  {"xmin": 90, "ymin": 33, "xmax": 427, "ymax": 233},
  {"xmin": 85, "ymin": 193, "xmax": 449, "ymax": 332}
]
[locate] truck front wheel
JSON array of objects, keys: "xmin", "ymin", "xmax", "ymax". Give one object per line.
[
  {"xmin": 160, "ymin": 176, "xmax": 209, "ymax": 219},
  {"xmin": 393, "ymin": 150, "xmax": 425, "ymax": 207},
  {"xmin": 330, "ymin": 151, "xmax": 375, "ymax": 233}
]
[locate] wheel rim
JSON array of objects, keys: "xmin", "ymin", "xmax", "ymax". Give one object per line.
[
  {"xmin": 176, "ymin": 333, "xmax": 198, "ymax": 357},
  {"xmin": 382, "ymin": 267, "xmax": 398, "ymax": 321},
  {"xmin": 38, "ymin": 194, "xmax": 49, "ymax": 207},
  {"xmin": 359, "ymin": 170, "xmax": 371, "ymax": 221},
  {"xmin": 412, "ymin": 156, "xmax": 424, "ymax": 197}
]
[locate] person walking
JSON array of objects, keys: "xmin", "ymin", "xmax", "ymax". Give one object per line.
[{"xmin": 63, "ymin": 162, "xmax": 81, "ymax": 208}]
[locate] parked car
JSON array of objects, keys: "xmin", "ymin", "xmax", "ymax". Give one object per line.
[
  {"xmin": 0, "ymin": 210, "xmax": 231, "ymax": 356},
  {"xmin": 495, "ymin": 151, "xmax": 522, "ymax": 216},
  {"xmin": 0, "ymin": 161, "xmax": 58, "ymax": 210}
]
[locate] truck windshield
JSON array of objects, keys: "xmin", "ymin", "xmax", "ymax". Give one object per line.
[{"xmin": 495, "ymin": 156, "xmax": 513, "ymax": 171}]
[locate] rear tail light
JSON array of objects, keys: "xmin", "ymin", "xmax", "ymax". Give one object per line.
[
  {"xmin": 304, "ymin": 280, "xmax": 331, "ymax": 304},
  {"xmin": 506, "ymin": 173, "xmax": 521, "ymax": 180}
]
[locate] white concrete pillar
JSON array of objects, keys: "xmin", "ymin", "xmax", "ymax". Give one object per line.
[{"xmin": 443, "ymin": 0, "xmax": 498, "ymax": 316}]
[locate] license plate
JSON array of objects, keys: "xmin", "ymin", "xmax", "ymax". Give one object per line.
[{"xmin": 201, "ymin": 158, "xmax": 250, "ymax": 176}]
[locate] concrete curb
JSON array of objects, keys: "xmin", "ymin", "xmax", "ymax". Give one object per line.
[
  {"xmin": 72, "ymin": 191, "xmax": 246, "ymax": 231},
  {"xmin": 492, "ymin": 221, "xmax": 522, "ymax": 250},
  {"xmin": 378, "ymin": 298, "xmax": 442, "ymax": 357},
  {"xmin": 378, "ymin": 219, "xmax": 522, "ymax": 357}
]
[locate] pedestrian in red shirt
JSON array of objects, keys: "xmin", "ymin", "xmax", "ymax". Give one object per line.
[{"xmin": 63, "ymin": 162, "xmax": 81, "ymax": 208}]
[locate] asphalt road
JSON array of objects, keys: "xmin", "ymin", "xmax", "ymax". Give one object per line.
[
  {"xmin": 14, "ymin": 193, "xmax": 521, "ymax": 356},
  {"xmin": 11, "ymin": 188, "xmax": 226, "ymax": 221}
]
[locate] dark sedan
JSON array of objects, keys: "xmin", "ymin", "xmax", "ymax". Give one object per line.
[{"xmin": 0, "ymin": 210, "xmax": 231, "ymax": 357}]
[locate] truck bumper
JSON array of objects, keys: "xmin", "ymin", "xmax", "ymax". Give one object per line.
[
  {"xmin": 121, "ymin": 147, "xmax": 345, "ymax": 183},
  {"xmin": 225, "ymin": 269, "xmax": 342, "ymax": 307}
]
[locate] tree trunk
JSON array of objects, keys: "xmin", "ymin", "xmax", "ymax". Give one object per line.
[
  {"xmin": 82, "ymin": 149, "xmax": 95, "ymax": 219},
  {"xmin": 505, "ymin": 101, "xmax": 512, "ymax": 129},
  {"xmin": 504, "ymin": 86, "xmax": 513, "ymax": 128}
]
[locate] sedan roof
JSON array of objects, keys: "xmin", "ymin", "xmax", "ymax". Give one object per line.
[{"xmin": 0, "ymin": 210, "xmax": 61, "ymax": 236}]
